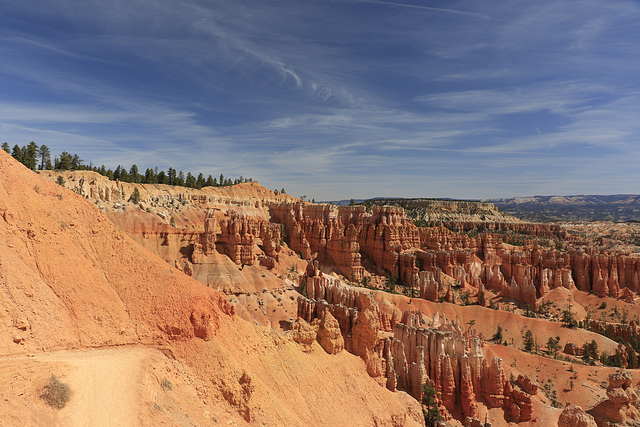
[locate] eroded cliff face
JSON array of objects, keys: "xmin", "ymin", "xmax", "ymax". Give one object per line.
[
  {"xmin": 297, "ymin": 261, "xmax": 537, "ymax": 423},
  {"xmin": 269, "ymin": 203, "xmax": 640, "ymax": 309},
  {"xmin": 192, "ymin": 209, "xmax": 282, "ymax": 267}
]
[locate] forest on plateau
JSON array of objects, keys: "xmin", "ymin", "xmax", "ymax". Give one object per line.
[{"xmin": 2, "ymin": 141, "xmax": 252, "ymax": 189}]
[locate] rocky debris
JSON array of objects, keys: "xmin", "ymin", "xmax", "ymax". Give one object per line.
[
  {"xmin": 588, "ymin": 371, "xmax": 640, "ymax": 426},
  {"xmin": 220, "ymin": 370, "xmax": 255, "ymax": 422},
  {"xmin": 559, "ymin": 404, "xmax": 598, "ymax": 427},
  {"xmin": 317, "ymin": 312, "xmax": 344, "ymax": 354},
  {"xmin": 183, "ymin": 260, "xmax": 193, "ymax": 276},
  {"xmin": 257, "ymin": 255, "xmax": 276, "ymax": 269},
  {"xmin": 12, "ymin": 317, "xmax": 30, "ymax": 331}
]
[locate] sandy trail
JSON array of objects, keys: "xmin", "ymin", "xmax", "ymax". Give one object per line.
[{"xmin": 0, "ymin": 346, "xmax": 150, "ymax": 427}]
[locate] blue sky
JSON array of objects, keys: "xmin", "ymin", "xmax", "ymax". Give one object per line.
[{"xmin": 1, "ymin": 0, "xmax": 639, "ymax": 200}]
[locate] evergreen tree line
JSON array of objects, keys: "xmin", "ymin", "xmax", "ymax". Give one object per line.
[{"xmin": 2, "ymin": 141, "xmax": 252, "ymax": 189}]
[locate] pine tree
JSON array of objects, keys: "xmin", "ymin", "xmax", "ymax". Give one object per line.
[
  {"xmin": 2, "ymin": 142, "xmax": 10, "ymax": 153},
  {"xmin": 185, "ymin": 172, "xmax": 196, "ymax": 188},
  {"xmin": 196, "ymin": 173, "xmax": 205, "ymax": 189},
  {"xmin": 119, "ymin": 167, "xmax": 130, "ymax": 182},
  {"xmin": 56, "ymin": 152, "xmax": 72, "ymax": 170},
  {"xmin": 629, "ymin": 347, "xmax": 638, "ymax": 369},
  {"xmin": 546, "ymin": 336, "xmax": 561, "ymax": 358},
  {"xmin": 491, "ymin": 324, "xmax": 503, "ymax": 343},
  {"xmin": 583, "ymin": 343, "xmax": 592, "ymax": 364},
  {"xmin": 11, "ymin": 145, "xmax": 23, "ymax": 163},
  {"xmin": 70, "ymin": 154, "xmax": 82, "ymax": 170},
  {"xmin": 144, "ymin": 168, "xmax": 156, "ymax": 184},
  {"xmin": 589, "ymin": 339, "xmax": 599, "ymax": 361},
  {"xmin": 477, "ymin": 286, "xmax": 486, "ymax": 306},
  {"xmin": 38, "ymin": 144, "xmax": 51, "ymax": 170},
  {"xmin": 421, "ymin": 383, "xmax": 442, "ymax": 426},
  {"xmin": 129, "ymin": 164, "xmax": 140, "ymax": 183},
  {"xmin": 24, "ymin": 141, "xmax": 38, "ymax": 170},
  {"xmin": 167, "ymin": 168, "xmax": 176, "ymax": 185}
]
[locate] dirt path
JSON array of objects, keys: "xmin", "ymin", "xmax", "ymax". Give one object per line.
[{"xmin": 0, "ymin": 346, "xmax": 152, "ymax": 427}]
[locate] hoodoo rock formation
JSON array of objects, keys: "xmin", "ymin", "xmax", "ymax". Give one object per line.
[
  {"xmin": 270, "ymin": 203, "xmax": 640, "ymax": 309},
  {"xmin": 298, "ymin": 261, "xmax": 537, "ymax": 423},
  {"xmin": 192, "ymin": 210, "xmax": 282, "ymax": 266}
]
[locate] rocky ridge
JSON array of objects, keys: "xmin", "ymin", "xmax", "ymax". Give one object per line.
[{"xmin": 365, "ymin": 197, "xmax": 566, "ymax": 237}]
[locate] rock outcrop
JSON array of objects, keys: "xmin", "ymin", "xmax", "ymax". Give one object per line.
[
  {"xmin": 289, "ymin": 318, "xmax": 318, "ymax": 351},
  {"xmin": 317, "ymin": 312, "xmax": 344, "ymax": 354},
  {"xmin": 588, "ymin": 371, "xmax": 640, "ymax": 426},
  {"xmin": 559, "ymin": 404, "xmax": 598, "ymax": 427}
]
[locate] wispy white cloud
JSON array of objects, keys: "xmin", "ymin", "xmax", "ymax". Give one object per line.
[
  {"xmin": 1, "ymin": 0, "xmax": 640, "ymax": 200},
  {"xmin": 352, "ymin": 0, "xmax": 489, "ymax": 18}
]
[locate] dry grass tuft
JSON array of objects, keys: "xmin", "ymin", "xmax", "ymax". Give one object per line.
[{"xmin": 40, "ymin": 375, "xmax": 71, "ymax": 409}]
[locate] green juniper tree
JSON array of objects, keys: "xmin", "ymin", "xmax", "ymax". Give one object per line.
[
  {"xmin": 421, "ymin": 383, "xmax": 442, "ymax": 426},
  {"xmin": 523, "ymin": 330, "xmax": 535, "ymax": 353}
]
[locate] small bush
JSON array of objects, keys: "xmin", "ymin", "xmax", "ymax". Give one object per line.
[
  {"xmin": 40, "ymin": 375, "xmax": 71, "ymax": 409},
  {"xmin": 161, "ymin": 378, "xmax": 173, "ymax": 391}
]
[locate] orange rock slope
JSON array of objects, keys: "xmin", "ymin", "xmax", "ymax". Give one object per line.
[{"xmin": 0, "ymin": 151, "xmax": 423, "ymax": 426}]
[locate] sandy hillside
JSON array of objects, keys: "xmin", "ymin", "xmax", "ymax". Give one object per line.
[{"xmin": 0, "ymin": 151, "xmax": 424, "ymax": 426}]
